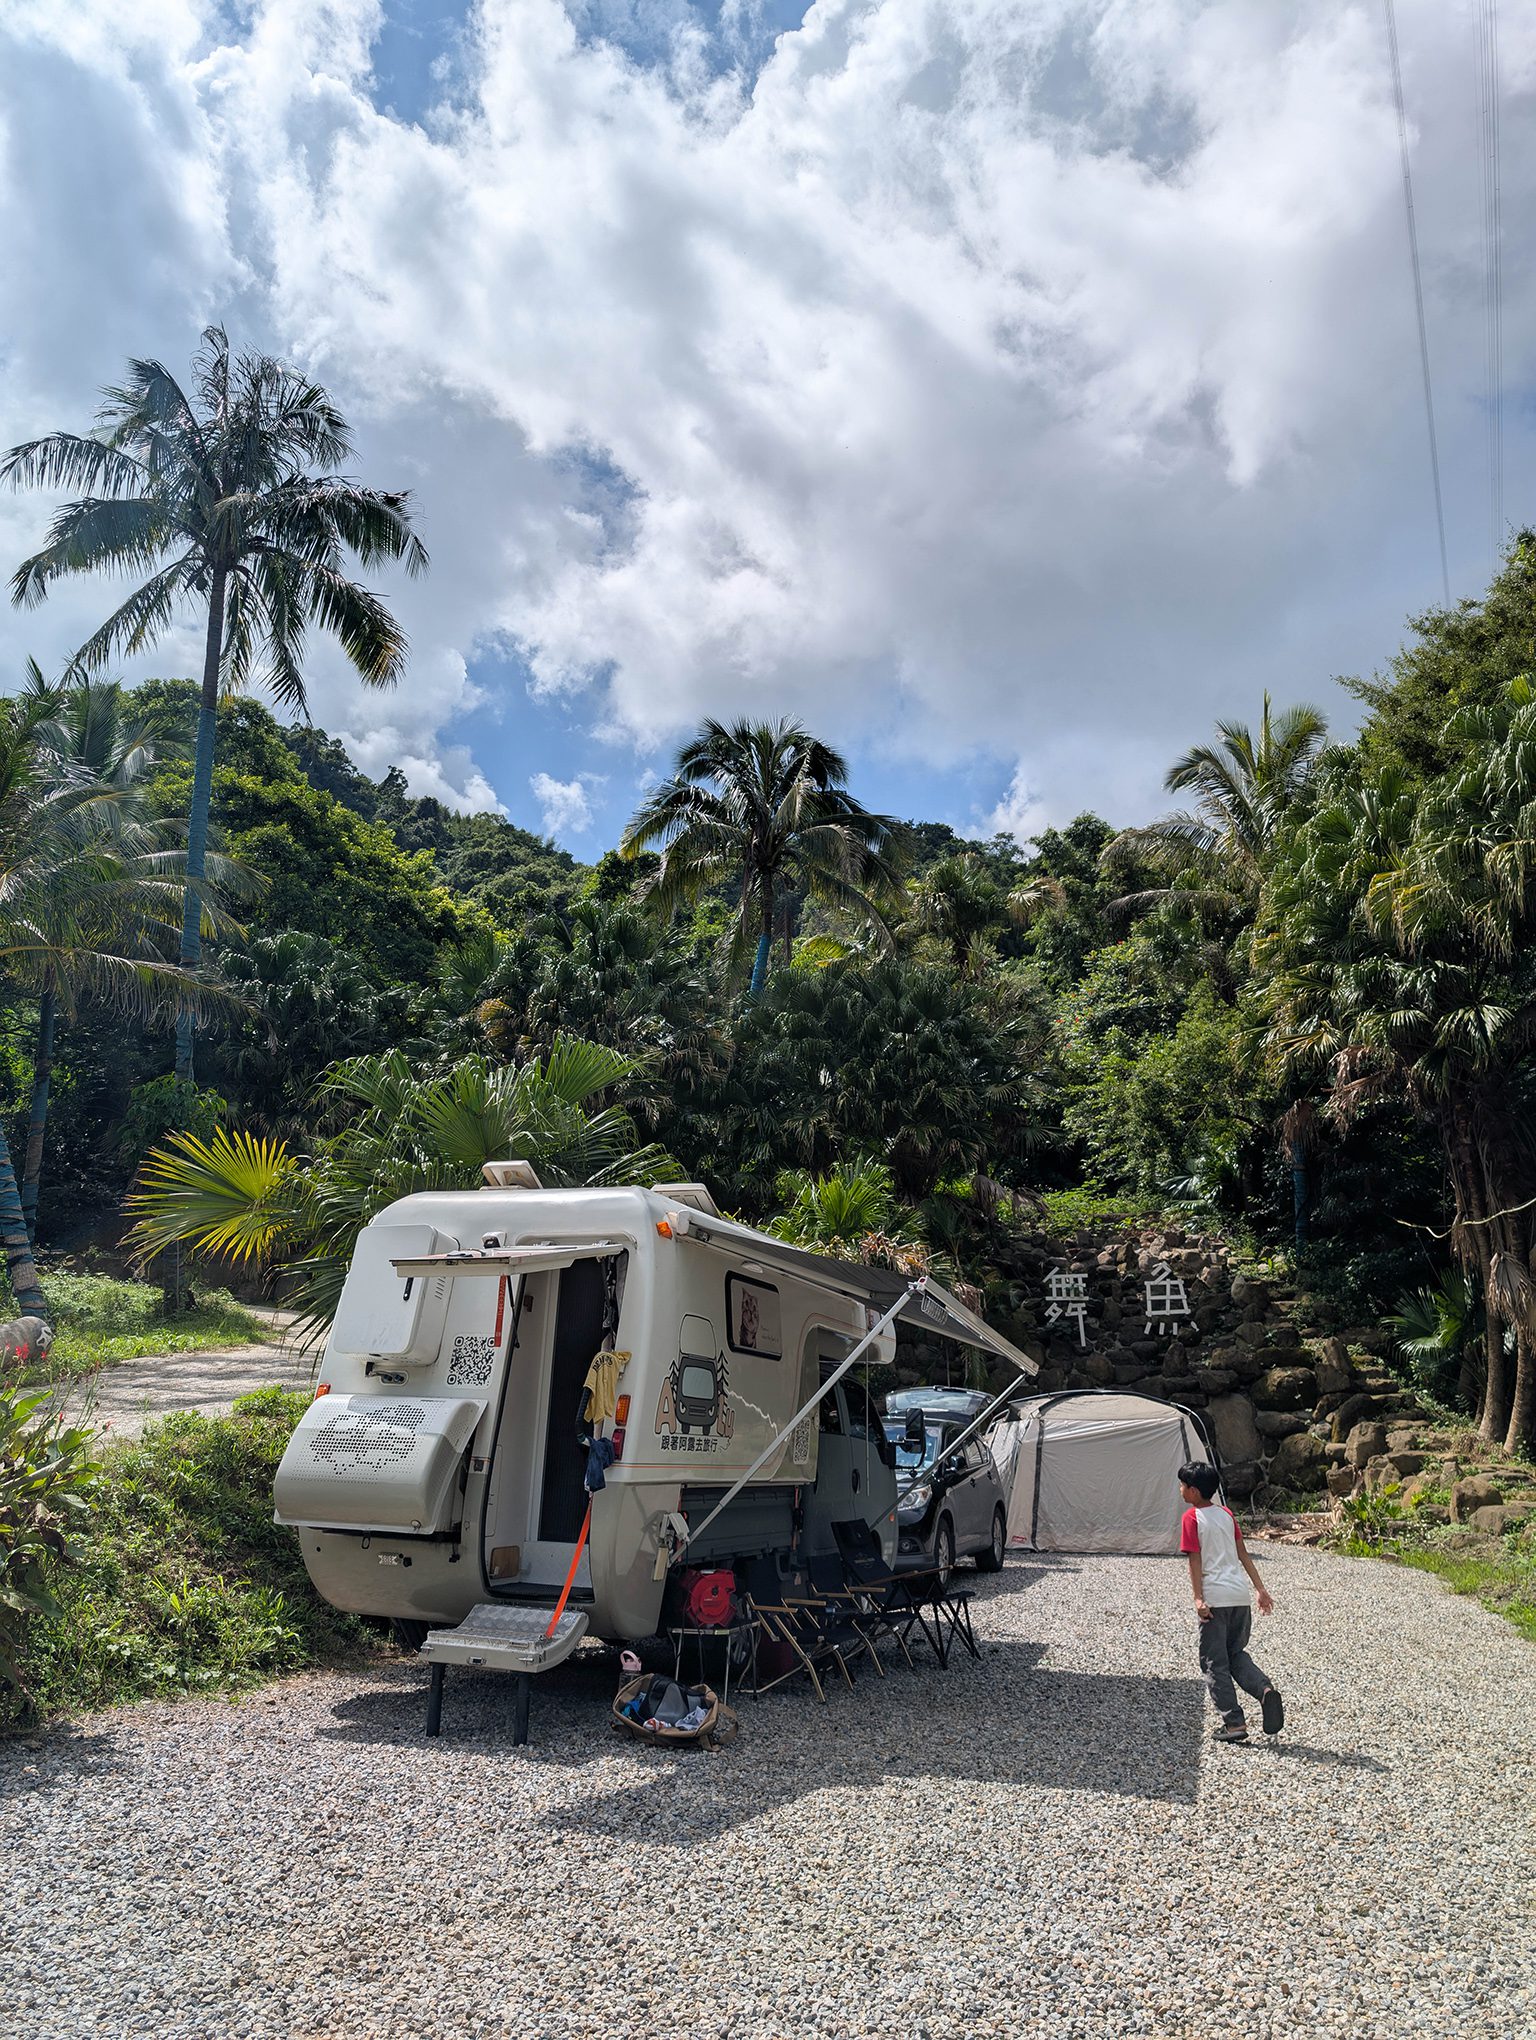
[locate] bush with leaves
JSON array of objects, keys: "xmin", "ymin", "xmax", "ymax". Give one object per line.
[{"xmin": 0, "ymin": 1386, "xmax": 97, "ymax": 1714}]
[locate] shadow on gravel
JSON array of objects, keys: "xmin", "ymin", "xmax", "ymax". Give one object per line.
[
  {"xmin": 1260, "ymin": 1742, "xmax": 1389, "ymax": 1775},
  {"xmin": 310, "ymin": 1641, "xmax": 1206, "ymax": 1823},
  {"xmin": 0, "ymin": 1729, "xmax": 125, "ymax": 1802}
]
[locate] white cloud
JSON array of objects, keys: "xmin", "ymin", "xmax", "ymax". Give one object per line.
[
  {"xmin": 979, "ymin": 764, "xmax": 1044, "ymax": 848},
  {"xmin": 0, "ymin": 0, "xmax": 1533, "ymax": 830},
  {"xmin": 529, "ymin": 770, "xmax": 601, "ymax": 835}
]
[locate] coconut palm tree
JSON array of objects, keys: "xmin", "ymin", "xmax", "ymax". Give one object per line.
[
  {"xmin": 1112, "ymin": 693, "xmax": 1330, "ymax": 919},
  {"xmin": 620, "ymin": 719, "xmax": 906, "ymax": 995},
  {"xmin": 126, "ymin": 1039, "xmax": 676, "ymax": 1337},
  {"xmin": 0, "ymin": 687, "xmax": 207, "ymax": 1323},
  {"xmin": 2, "ymin": 325, "xmax": 428, "ymax": 1080},
  {"xmin": 19, "ymin": 672, "xmax": 199, "ymax": 1234}
]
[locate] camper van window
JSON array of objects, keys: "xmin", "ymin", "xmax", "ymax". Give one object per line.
[
  {"xmin": 818, "ymin": 1391, "xmax": 843, "ymax": 1435},
  {"xmin": 725, "ymin": 1274, "xmax": 781, "ymax": 1358}
]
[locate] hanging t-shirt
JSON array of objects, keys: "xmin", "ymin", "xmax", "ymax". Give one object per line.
[{"xmin": 1179, "ymin": 1503, "xmax": 1249, "ymax": 1607}]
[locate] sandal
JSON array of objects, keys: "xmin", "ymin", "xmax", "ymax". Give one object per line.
[
  {"xmin": 1211, "ymin": 1722, "xmax": 1249, "ymax": 1743},
  {"xmin": 1261, "ymin": 1688, "xmax": 1285, "ymax": 1737}
]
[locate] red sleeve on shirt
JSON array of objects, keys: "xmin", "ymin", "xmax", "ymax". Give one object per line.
[{"xmin": 1179, "ymin": 1506, "xmax": 1200, "ymax": 1554}]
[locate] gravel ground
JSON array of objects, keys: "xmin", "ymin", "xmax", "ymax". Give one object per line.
[{"xmin": 4, "ymin": 1545, "xmax": 1533, "ymax": 2040}]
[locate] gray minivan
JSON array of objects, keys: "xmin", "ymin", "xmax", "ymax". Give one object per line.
[{"xmin": 886, "ymin": 1415, "xmax": 1008, "ymax": 1582}]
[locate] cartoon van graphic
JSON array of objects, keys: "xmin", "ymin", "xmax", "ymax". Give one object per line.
[{"xmin": 655, "ymin": 1315, "xmax": 733, "ymax": 1437}]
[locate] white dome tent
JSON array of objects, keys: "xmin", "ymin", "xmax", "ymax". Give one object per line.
[{"xmin": 990, "ymin": 1390, "xmax": 1222, "ymax": 1556}]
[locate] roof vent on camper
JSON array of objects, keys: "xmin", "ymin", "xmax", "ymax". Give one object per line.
[
  {"xmin": 652, "ymin": 1183, "xmax": 720, "ymax": 1216},
  {"xmin": 481, "ymin": 1160, "xmax": 543, "ymax": 1190}
]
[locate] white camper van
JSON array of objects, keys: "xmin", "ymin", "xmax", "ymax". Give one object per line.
[{"xmin": 273, "ymin": 1171, "xmax": 1035, "ymax": 1644}]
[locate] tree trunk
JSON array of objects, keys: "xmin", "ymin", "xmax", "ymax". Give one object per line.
[
  {"xmin": 20, "ymin": 973, "xmax": 56, "ymax": 1243},
  {"xmin": 0, "ymin": 1111, "xmax": 48, "ymax": 1327},
  {"xmin": 1444, "ymin": 1103, "xmax": 1503, "ymax": 1436},
  {"xmin": 748, "ymin": 890, "xmax": 774, "ymax": 998},
  {"xmin": 175, "ymin": 568, "xmax": 227, "ymax": 1083},
  {"xmin": 1289, "ymin": 1138, "xmax": 1308, "ymax": 1248},
  {"xmin": 1506, "ymin": 1325, "xmax": 1536, "ymax": 1453}
]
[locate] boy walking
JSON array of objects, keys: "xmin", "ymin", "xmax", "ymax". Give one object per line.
[{"xmin": 1178, "ymin": 1462, "xmax": 1285, "ymax": 1744}]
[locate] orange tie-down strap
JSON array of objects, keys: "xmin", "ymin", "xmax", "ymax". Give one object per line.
[{"xmin": 545, "ymin": 1500, "xmax": 593, "ymax": 1639}]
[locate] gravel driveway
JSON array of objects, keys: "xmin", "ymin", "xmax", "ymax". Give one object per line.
[{"xmin": 5, "ymin": 1546, "xmax": 1532, "ymax": 2040}]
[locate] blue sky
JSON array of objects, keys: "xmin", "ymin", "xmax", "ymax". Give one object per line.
[{"xmin": 0, "ymin": 2, "xmax": 1531, "ymax": 856}]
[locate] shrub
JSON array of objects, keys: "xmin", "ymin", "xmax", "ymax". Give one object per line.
[
  {"xmin": 0, "ymin": 1387, "xmax": 98, "ymax": 1715},
  {"xmin": 19, "ymin": 1387, "xmax": 377, "ymax": 1716}
]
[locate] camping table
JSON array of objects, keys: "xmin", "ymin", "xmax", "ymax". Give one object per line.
[
  {"xmin": 666, "ymin": 1617, "xmax": 759, "ymax": 1703},
  {"xmin": 420, "ymin": 1604, "xmax": 589, "ymax": 1745}
]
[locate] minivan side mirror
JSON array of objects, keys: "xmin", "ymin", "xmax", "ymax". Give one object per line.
[{"xmin": 904, "ymin": 1410, "xmax": 927, "ymax": 1450}]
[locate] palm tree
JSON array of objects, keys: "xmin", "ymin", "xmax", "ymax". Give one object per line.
[
  {"xmin": 125, "ymin": 1039, "xmax": 676, "ymax": 1337},
  {"xmin": 2, "ymin": 325, "xmax": 428, "ymax": 1080},
  {"xmin": 20, "ymin": 673, "xmax": 199, "ymax": 1234},
  {"xmin": 903, "ymin": 855, "xmax": 1001, "ymax": 978},
  {"xmin": 1257, "ymin": 690, "xmax": 1536, "ymax": 1451},
  {"xmin": 0, "ymin": 688, "xmax": 207, "ymax": 1323},
  {"xmin": 1112, "ymin": 694, "xmax": 1329, "ymax": 918},
  {"xmin": 620, "ymin": 718, "xmax": 906, "ymax": 995}
]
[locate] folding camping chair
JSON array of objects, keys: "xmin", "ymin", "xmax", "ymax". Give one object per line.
[
  {"xmin": 740, "ymin": 1559, "xmax": 872, "ymax": 1702},
  {"xmin": 831, "ymin": 1519, "xmax": 978, "ymax": 1670}
]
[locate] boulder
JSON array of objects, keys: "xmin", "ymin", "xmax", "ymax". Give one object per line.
[
  {"xmin": 1364, "ymin": 1456, "xmax": 1406, "ymax": 1493},
  {"xmin": 1400, "ymin": 1472, "xmax": 1439, "ymax": 1505},
  {"xmin": 1205, "ymin": 1393, "xmax": 1262, "ymax": 1464},
  {"xmin": 1191, "ymin": 1366, "xmax": 1236, "ymax": 1394},
  {"xmin": 1451, "ymin": 1475, "xmax": 1504, "ymax": 1523},
  {"xmin": 1326, "ymin": 1465, "xmax": 1360, "ymax": 1498},
  {"xmin": 1315, "ymin": 1338, "xmax": 1353, "ymax": 1396},
  {"xmin": 1229, "ymin": 1275, "xmax": 1269, "ymax": 1312},
  {"xmin": 1234, "ymin": 1320, "xmax": 1270, "ymax": 1350},
  {"xmin": 1387, "ymin": 1451, "xmax": 1427, "ymax": 1478},
  {"xmin": 1346, "ymin": 1420, "xmax": 1389, "ymax": 1469},
  {"xmin": 1266, "ymin": 1323, "xmax": 1302, "ymax": 1353},
  {"xmin": 1253, "ymin": 1365, "xmax": 1318, "ymax": 1411},
  {"xmin": 1469, "ymin": 1505, "xmax": 1530, "ymax": 1536},
  {"xmin": 1221, "ymin": 1459, "xmax": 1263, "ymax": 1498},
  {"xmin": 1268, "ymin": 1432, "xmax": 1330, "ymax": 1490},
  {"xmin": 1082, "ymin": 1353, "xmax": 1115, "ymax": 1385},
  {"xmin": 1254, "ymin": 1409, "xmax": 1308, "ymax": 1439},
  {"xmin": 1227, "ymin": 1351, "xmax": 1267, "ymax": 1385},
  {"xmin": 1112, "ymin": 1362, "xmax": 1147, "ymax": 1386},
  {"xmin": 1330, "ymin": 1391, "xmax": 1383, "ymax": 1443},
  {"xmin": 1386, "ymin": 1426, "xmax": 1422, "ymax": 1453}
]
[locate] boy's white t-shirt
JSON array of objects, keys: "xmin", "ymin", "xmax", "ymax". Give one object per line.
[{"xmin": 1179, "ymin": 1503, "xmax": 1249, "ymax": 1607}]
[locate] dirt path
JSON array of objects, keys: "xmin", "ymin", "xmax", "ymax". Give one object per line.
[{"xmin": 56, "ymin": 1310, "xmax": 316, "ymax": 1439}]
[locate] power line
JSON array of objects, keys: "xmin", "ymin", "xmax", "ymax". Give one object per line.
[
  {"xmin": 1383, "ymin": 0, "xmax": 1451, "ymax": 606},
  {"xmin": 1475, "ymin": 0, "xmax": 1504, "ymax": 572}
]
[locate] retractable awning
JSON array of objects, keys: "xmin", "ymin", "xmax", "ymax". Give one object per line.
[
  {"xmin": 389, "ymin": 1240, "xmax": 628, "ymax": 1278},
  {"xmin": 670, "ymin": 1210, "xmax": 1038, "ymax": 1379}
]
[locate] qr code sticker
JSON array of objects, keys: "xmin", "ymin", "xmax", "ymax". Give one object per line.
[{"xmin": 447, "ymin": 1334, "xmax": 496, "ymax": 1386}]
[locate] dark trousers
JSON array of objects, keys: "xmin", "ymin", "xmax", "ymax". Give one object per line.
[{"xmin": 1198, "ymin": 1604, "xmax": 1271, "ymax": 1724}]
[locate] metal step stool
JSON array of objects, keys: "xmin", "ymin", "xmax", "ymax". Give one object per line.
[{"xmin": 420, "ymin": 1603, "xmax": 589, "ymax": 1745}]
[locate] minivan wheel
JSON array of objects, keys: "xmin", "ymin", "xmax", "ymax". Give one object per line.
[
  {"xmin": 933, "ymin": 1516, "xmax": 955, "ymax": 1589},
  {"xmin": 390, "ymin": 1618, "xmax": 430, "ymax": 1654},
  {"xmin": 976, "ymin": 1507, "xmax": 1007, "ymax": 1573}
]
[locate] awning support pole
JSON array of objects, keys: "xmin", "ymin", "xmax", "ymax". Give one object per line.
[
  {"xmin": 863, "ymin": 1365, "xmax": 1035, "ymax": 1537},
  {"xmin": 677, "ymin": 1282, "xmax": 919, "ymax": 1557}
]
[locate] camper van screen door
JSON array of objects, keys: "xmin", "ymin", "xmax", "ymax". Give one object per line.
[{"xmin": 726, "ymin": 1275, "xmax": 781, "ymax": 1359}]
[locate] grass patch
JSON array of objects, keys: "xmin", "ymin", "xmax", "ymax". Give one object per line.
[
  {"xmin": 16, "ymin": 1386, "xmax": 384, "ymax": 1721},
  {"xmin": 1328, "ymin": 1486, "xmax": 1536, "ymax": 1643},
  {"xmin": 24, "ymin": 1271, "xmax": 266, "ymax": 1383},
  {"xmin": 1036, "ymin": 1186, "xmax": 1167, "ymax": 1234}
]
